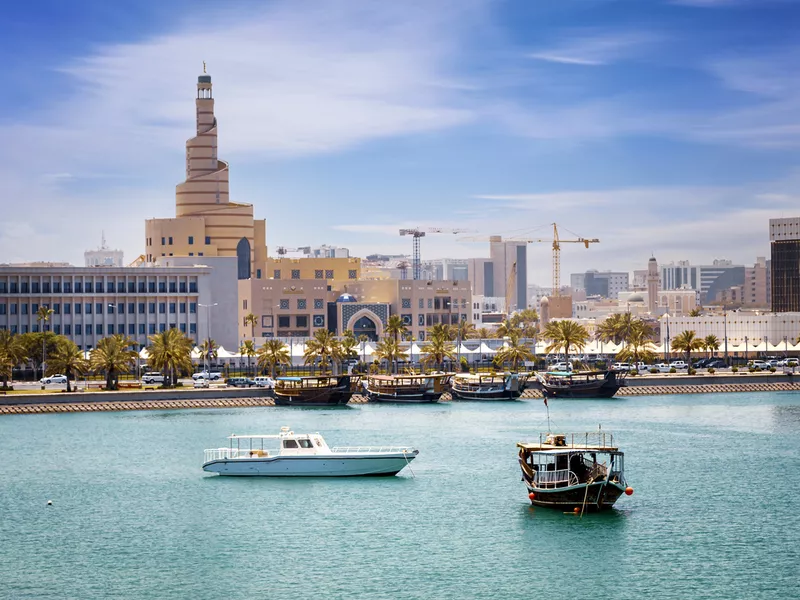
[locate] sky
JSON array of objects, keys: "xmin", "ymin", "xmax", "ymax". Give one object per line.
[{"xmin": 1, "ymin": 0, "xmax": 799, "ymax": 286}]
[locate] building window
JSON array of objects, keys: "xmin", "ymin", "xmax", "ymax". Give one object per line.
[
  {"xmin": 189, "ymin": 282, "xmax": 198, "ymax": 293},
  {"xmin": 168, "ymin": 237, "xmax": 173, "ymax": 245},
  {"xmin": 127, "ymin": 282, "xmax": 135, "ymax": 293},
  {"xmin": 95, "ymin": 303, "xmax": 103, "ymax": 314},
  {"xmin": 85, "ymin": 303, "xmax": 92, "ymax": 314},
  {"xmin": 189, "ymin": 303, "xmax": 197, "ymax": 314},
  {"xmin": 296, "ymin": 316, "xmax": 308, "ymax": 328},
  {"xmin": 42, "ymin": 282, "xmax": 50, "ymax": 293},
  {"xmin": 149, "ymin": 303, "xmax": 156, "ymax": 314},
  {"xmin": 149, "ymin": 324, "xmax": 156, "ymax": 335},
  {"xmin": 278, "ymin": 316, "xmax": 291, "ymax": 328},
  {"xmin": 189, "ymin": 323, "xmax": 197, "ymax": 335},
  {"xmin": 106, "ymin": 282, "xmax": 113, "ymax": 293},
  {"xmin": 419, "ymin": 299, "xmax": 424, "ymax": 309},
  {"xmin": 401, "ymin": 298, "xmax": 412, "ymax": 309},
  {"xmin": 314, "ymin": 299, "xmax": 324, "ymax": 310},
  {"xmin": 128, "ymin": 303, "xmax": 135, "ymax": 314},
  {"xmin": 95, "ymin": 324, "xmax": 103, "ymax": 335},
  {"xmin": 64, "ymin": 325, "xmax": 71, "ymax": 335},
  {"xmin": 325, "ymin": 269, "xmax": 334, "ymax": 279},
  {"xmin": 169, "ymin": 282, "xmax": 177, "ymax": 293},
  {"xmin": 75, "ymin": 324, "xmax": 82, "ymax": 335},
  {"xmin": 64, "ymin": 282, "xmax": 72, "ymax": 293},
  {"xmin": 169, "ymin": 303, "xmax": 176, "ymax": 314},
  {"xmin": 21, "ymin": 282, "xmax": 29, "ymax": 293},
  {"xmin": 32, "ymin": 303, "xmax": 39, "ymax": 314},
  {"xmin": 52, "ymin": 303, "xmax": 60, "ymax": 315},
  {"xmin": 73, "ymin": 303, "xmax": 80, "ymax": 315},
  {"xmin": 291, "ymin": 270, "xmax": 300, "ymax": 280},
  {"xmin": 0, "ymin": 304, "xmax": 5, "ymax": 315},
  {"xmin": 161, "ymin": 237, "xmax": 166, "ymax": 246},
  {"xmin": 180, "ymin": 323, "xmax": 186, "ymax": 333},
  {"xmin": 21, "ymin": 303, "xmax": 28, "ymax": 315},
  {"xmin": 188, "ymin": 236, "xmax": 194, "ymax": 245},
  {"xmin": 274, "ymin": 270, "xmax": 281, "ymax": 279},
  {"xmin": 280, "ymin": 299, "xmax": 290, "ymax": 310},
  {"xmin": 348, "ymin": 270, "xmax": 357, "ymax": 279},
  {"xmin": 139, "ymin": 324, "xmax": 146, "ymax": 335},
  {"xmin": 427, "ymin": 299, "xmax": 433, "ymax": 309},
  {"xmin": 180, "ymin": 282, "xmax": 187, "ymax": 293},
  {"xmin": 148, "ymin": 281, "xmax": 156, "ymax": 293},
  {"xmin": 107, "ymin": 324, "xmax": 114, "ymax": 335},
  {"xmin": 128, "ymin": 324, "xmax": 135, "ymax": 335},
  {"xmin": 189, "ymin": 253, "xmax": 194, "ymax": 257},
  {"xmin": 198, "ymin": 252, "xmax": 203, "ymax": 257},
  {"xmin": 32, "ymin": 282, "xmax": 40, "ymax": 293},
  {"xmin": 205, "ymin": 236, "xmax": 211, "ymax": 245},
  {"xmin": 297, "ymin": 299, "xmax": 307, "ymax": 310},
  {"xmin": 180, "ymin": 303, "xmax": 186, "ymax": 314},
  {"xmin": 158, "ymin": 282, "xmax": 166, "ymax": 293},
  {"xmin": 86, "ymin": 282, "xmax": 94, "ymax": 293},
  {"xmin": 159, "ymin": 324, "xmax": 166, "ymax": 333},
  {"xmin": 159, "ymin": 303, "xmax": 166, "ymax": 314},
  {"xmin": 315, "ymin": 270, "xmax": 323, "ymax": 279}
]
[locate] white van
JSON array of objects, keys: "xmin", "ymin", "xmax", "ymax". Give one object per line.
[{"xmin": 253, "ymin": 376, "xmax": 275, "ymax": 388}]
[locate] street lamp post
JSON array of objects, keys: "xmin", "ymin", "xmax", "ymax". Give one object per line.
[
  {"xmin": 198, "ymin": 303, "xmax": 218, "ymax": 373},
  {"xmin": 723, "ymin": 311, "xmax": 728, "ymax": 366},
  {"xmin": 745, "ymin": 335, "xmax": 749, "ymax": 366}
]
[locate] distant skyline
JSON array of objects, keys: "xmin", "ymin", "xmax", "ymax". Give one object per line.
[{"xmin": 1, "ymin": 0, "xmax": 798, "ymax": 285}]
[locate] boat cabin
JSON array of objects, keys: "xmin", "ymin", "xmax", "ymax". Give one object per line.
[
  {"xmin": 452, "ymin": 372, "xmax": 527, "ymax": 391},
  {"xmin": 275, "ymin": 376, "xmax": 352, "ymax": 393},
  {"xmin": 216, "ymin": 428, "xmax": 333, "ymax": 460},
  {"xmin": 517, "ymin": 433, "xmax": 625, "ymax": 489},
  {"xmin": 368, "ymin": 373, "xmax": 451, "ymax": 394}
]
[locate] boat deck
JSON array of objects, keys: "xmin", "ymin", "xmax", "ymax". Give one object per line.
[{"xmin": 517, "ymin": 432, "xmax": 618, "ymax": 453}]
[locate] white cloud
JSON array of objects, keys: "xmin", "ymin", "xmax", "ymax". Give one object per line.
[{"xmin": 528, "ymin": 32, "xmax": 659, "ymax": 66}]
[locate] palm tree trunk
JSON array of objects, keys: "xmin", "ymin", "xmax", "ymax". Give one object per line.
[{"xmin": 66, "ymin": 367, "xmax": 72, "ymax": 393}]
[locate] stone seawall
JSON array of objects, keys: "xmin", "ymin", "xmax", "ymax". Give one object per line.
[{"xmin": 1, "ymin": 376, "xmax": 798, "ymax": 415}]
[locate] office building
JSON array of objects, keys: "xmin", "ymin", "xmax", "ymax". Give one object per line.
[
  {"xmin": 570, "ymin": 270, "xmax": 629, "ymax": 299},
  {"xmin": 770, "ymin": 218, "xmax": 800, "ymax": 312},
  {"xmin": 660, "ymin": 259, "xmax": 744, "ymax": 303},
  {"xmin": 468, "ymin": 236, "xmax": 527, "ymax": 312}
]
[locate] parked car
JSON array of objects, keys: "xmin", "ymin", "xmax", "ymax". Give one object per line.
[
  {"xmin": 226, "ymin": 377, "xmax": 255, "ymax": 388},
  {"xmin": 253, "ymin": 376, "xmax": 275, "ymax": 388},
  {"xmin": 192, "ymin": 371, "xmax": 222, "ymax": 381},
  {"xmin": 670, "ymin": 361, "xmax": 688, "ymax": 369},
  {"xmin": 749, "ymin": 360, "xmax": 769, "ymax": 370},
  {"xmin": 654, "ymin": 363, "xmax": 673, "ymax": 373},
  {"xmin": 778, "ymin": 358, "xmax": 799, "ymax": 367},
  {"xmin": 611, "ymin": 362, "xmax": 632, "ymax": 371},
  {"xmin": 706, "ymin": 359, "xmax": 727, "ymax": 369},
  {"xmin": 141, "ymin": 372, "xmax": 165, "ymax": 384},
  {"xmin": 39, "ymin": 374, "xmax": 68, "ymax": 384},
  {"xmin": 193, "ymin": 378, "xmax": 210, "ymax": 388},
  {"xmin": 549, "ymin": 362, "xmax": 573, "ymax": 372},
  {"xmin": 693, "ymin": 358, "xmax": 710, "ymax": 369}
]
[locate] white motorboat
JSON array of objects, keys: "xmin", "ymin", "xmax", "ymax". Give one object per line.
[{"xmin": 202, "ymin": 427, "xmax": 418, "ymax": 477}]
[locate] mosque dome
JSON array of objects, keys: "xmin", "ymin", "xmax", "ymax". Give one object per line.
[
  {"xmin": 337, "ymin": 293, "xmax": 357, "ymax": 303},
  {"xmin": 540, "ymin": 296, "xmax": 550, "ymax": 305}
]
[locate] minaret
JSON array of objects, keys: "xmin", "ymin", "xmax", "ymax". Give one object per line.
[{"xmin": 647, "ymin": 256, "xmax": 659, "ymax": 313}]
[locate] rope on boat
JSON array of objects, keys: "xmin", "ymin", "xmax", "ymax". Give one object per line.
[
  {"xmin": 580, "ymin": 476, "xmax": 595, "ymax": 519},
  {"xmin": 403, "ymin": 449, "xmax": 416, "ymax": 478}
]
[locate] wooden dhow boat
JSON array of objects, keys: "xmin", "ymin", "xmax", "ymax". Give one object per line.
[
  {"xmin": 364, "ymin": 373, "xmax": 451, "ymax": 403},
  {"xmin": 537, "ymin": 369, "xmax": 625, "ymax": 399},
  {"xmin": 273, "ymin": 375, "xmax": 356, "ymax": 407},
  {"xmin": 450, "ymin": 372, "xmax": 529, "ymax": 400},
  {"xmin": 517, "ymin": 432, "xmax": 633, "ymax": 512}
]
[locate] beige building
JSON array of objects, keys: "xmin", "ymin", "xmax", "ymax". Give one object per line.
[
  {"xmin": 267, "ymin": 256, "xmax": 361, "ymax": 284},
  {"xmin": 239, "ymin": 278, "xmax": 472, "ymax": 343},
  {"xmin": 145, "ymin": 70, "xmax": 267, "ymax": 280}
]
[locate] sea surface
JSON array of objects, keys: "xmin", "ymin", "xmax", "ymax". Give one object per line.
[{"xmin": 1, "ymin": 392, "xmax": 798, "ymax": 600}]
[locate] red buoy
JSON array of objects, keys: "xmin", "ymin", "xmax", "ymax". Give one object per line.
[
  {"xmin": 528, "ymin": 492, "xmax": 536, "ymax": 500},
  {"xmin": 573, "ymin": 507, "xmax": 580, "ymax": 514},
  {"xmin": 625, "ymin": 487, "xmax": 634, "ymax": 496}
]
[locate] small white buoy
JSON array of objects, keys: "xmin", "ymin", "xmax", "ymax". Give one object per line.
[{"xmin": 46, "ymin": 500, "xmax": 53, "ymax": 506}]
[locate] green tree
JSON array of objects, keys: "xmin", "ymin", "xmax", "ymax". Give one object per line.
[
  {"xmin": 689, "ymin": 308, "xmax": 702, "ymax": 317},
  {"xmin": 420, "ymin": 336, "xmax": 455, "ymax": 371},
  {"xmin": 303, "ymin": 329, "xmax": 341, "ymax": 374},
  {"xmin": 495, "ymin": 318, "xmax": 519, "ymax": 339},
  {"xmin": 90, "ymin": 335, "xmax": 137, "ymax": 390},
  {"xmin": 476, "ymin": 327, "xmax": 494, "ymax": 340},
  {"xmin": 244, "ymin": 313, "xmax": 258, "ymax": 340},
  {"xmin": 495, "ymin": 332, "xmax": 534, "ymax": 371},
  {"xmin": 671, "ymin": 330, "xmax": 704, "ymax": 366},
  {"xmin": 543, "ymin": 320, "xmax": 590, "ymax": 365},
  {"xmin": 615, "ymin": 321, "xmax": 657, "ymax": 366},
  {"xmin": 47, "ymin": 338, "xmax": 89, "ymax": 392},
  {"xmin": 0, "ymin": 330, "xmax": 28, "ymax": 389},
  {"xmin": 257, "ymin": 339, "xmax": 291, "ymax": 377},
  {"xmin": 427, "ymin": 323, "xmax": 454, "ymax": 342},
  {"xmin": 374, "ymin": 338, "xmax": 407, "ymax": 374},
  {"xmin": 148, "ymin": 328, "xmax": 193, "ymax": 386},
  {"xmin": 340, "ymin": 334, "xmax": 359, "ymax": 372},
  {"xmin": 239, "ymin": 340, "xmax": 256, "ymax": 377},
  {"xmin": 703, "ymin": 334, "xmax": 720, "ymax": 358},
  {"xmin": 385, "ymin": 314, "xmax": 408, "ymax": 342},
  {"xmin": 200, "ymin": 339, "xmax": 218, "ymax": 368},
  {"xmin": 453, "ymin": 320, "xmax": 477, "ymax": 340}
]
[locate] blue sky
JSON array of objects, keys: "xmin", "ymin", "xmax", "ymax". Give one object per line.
[{"xmin": 2, "ymin": 0, "xmax": 799, "ymax": 285}]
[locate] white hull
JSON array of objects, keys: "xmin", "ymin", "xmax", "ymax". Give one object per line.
[{"xmin": 203, "ymin": 453, "xmax": 416, "ymax": 477}]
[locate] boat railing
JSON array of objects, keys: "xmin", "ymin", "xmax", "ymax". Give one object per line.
[
  {"xmin": 534, "ymin": 469, "xmax": 579, "ymax": 488},
  {"xmin": 204, "ymin": 448, "xmax": 278, "ymax": 462},
  {"xmin": 538, "ymin": 432, "xmax": 615, "ymax": 448},
  {"xmin": 331, "ymin": 446, "xmax": 415, "ymax": 454}
]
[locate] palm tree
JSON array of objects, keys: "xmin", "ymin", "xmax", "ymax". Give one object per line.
[
  {"xmin": 495, "ymin": 318, "xmax": 519, "ymax": 339},
  {"xmin": 0, "ymin": 330, "xmax": 27, "ymax": 389},
  {"xmin": 689, "ymin": 308, "xmax": 702, "ymax": 317},
  {"xmin": 90, "ymin": 335, "xmax": 137, "ymax": 390},
  {"xmin": 543, "ymin": 320, "xmax": 590, "ymax": 366},
  {"xmin": 147, "ymin": 328, "xmax": 193, "ymax": 386},
  {"xmin": 495, "ymin": 332, "xmax": 534, "ymax": 371},
  {"xmin": 239, "ymin": 340, "xmax": 256, "ymax": 377},
  {"xmin": 703, "ymin": 334, "xmax": 720, "ymax": 358},
  {"xmin": 257, "ymin": 339, "xmax": 291, "ymax": 377},
  {"xmin": 454, "ymin": 320, "xmax": 477, "ymax": 340},
  {"xmin": 671, "ymin": 330, "xmax": 704, "ymax": 366},
  {"xmin": 303, "ymin": 329, "xmax": 341, "ymax": 374},
  {"xmin": 36, "ymin": 305, "xmax": 54, "ymax": 382},
  {"xmin": 244, "ymin": 313, "xmax": 258, "ymax": 341},
  {"xmin": 475, "ymin": 327, "xmax": 494, "ymax": 340},
  {"xmin": 340, "ymin": 335, "xmax": 359, "ymax": 372},
  {"xmin": 385, "ymin": 314, "xmax": 408, "ymax": 343},
  {"xmin": 615, "ymin": 321, "xmax": 657, "ymax": 367},
  {"xmin": 420, "ymin": 336, "xmax": 455, "ymax": 371},
  {"xmin": 374, "ymin": 338, "xmax": 407, "ymax": 374},
  {"xmin": 427, "ymin": 323, "xmax": 454, "ymax": 342},
  {"xmin": 200, "ymin": 339, "xmax": 218, "ymax": 369},
  {"xmin": 48, "ymin": 338, "xmax": 89, "ymax": 392}
]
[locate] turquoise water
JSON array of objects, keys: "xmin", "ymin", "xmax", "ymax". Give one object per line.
[{"xmin": 1, "ymin": 393, "xmax": 799, "ymax": 599}]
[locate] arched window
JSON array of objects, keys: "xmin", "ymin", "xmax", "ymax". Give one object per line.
[{"xmin": 237, "ymin": 237, "xmax": 251, "ymax": 280}]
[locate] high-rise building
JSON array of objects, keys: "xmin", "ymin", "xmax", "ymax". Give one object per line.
[
  {"xmin": 467, "ymin": 237, "xmax": 527, "ymax": 312},
  {"xmin": 569, "ymin": 270, "xmax": 629, "ymax": 299},
  {"xmin": 144, "ymin": 69, "xmax": 267, "ymax": 280},
  {"xmin": 660, "ymin": 259, "xmax": 744, "ymax": 303},
  {"xmin": 770, "ymin": 217, "xmax": 800, "ymax": 312}
]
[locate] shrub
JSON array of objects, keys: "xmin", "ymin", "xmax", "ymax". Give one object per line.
[
  {"xmin": 769, "ymin": 367, "xmax": 777, "ymax": 373},
  {"xmin": 707, "ymin": 367, "xmax": 715, "ymax": 374},
  {"xmin": 688, "ymin": 368, "xmax": 697, "ymax": 375},
  {"xmin": 460, "ymin": 356, "xmax": 469, "ymax": 373},
  {"xmin": 731, "ymin": 366, "xmax": 739, "ymax": 373},
  {"xmin": 749, "ymin": 367, "xmax": 758, "ymax": 373},
  {"xmin": 649, "ymin": 368, "xmax": 658, "ymax": 374},
  {"xmin": 669, "ymin": 367, "xmax": 677, "ymax": 374}
]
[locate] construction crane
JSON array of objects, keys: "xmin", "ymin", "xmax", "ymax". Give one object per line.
[
  {"xmin": 274, "ymin": 246, "xmax": 311, "ymax": 256},
  {"xmin": 399, "ymin": 228, "xmax": 471, "ymax": 280},
  {"xmin": 459, "ymin": 223, "xmax": 599, "ymax": 297}
]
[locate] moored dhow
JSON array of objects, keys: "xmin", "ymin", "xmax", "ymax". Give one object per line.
[
  {"xmin": 364, "ymin": 373, "xmax": 451, "ymax": 403},
  {"xmin": 537, "ymin": 369, "xmax": 625, "ymax": 399},
  {"xmin": 203, "ymin": 428, "xmax": 419, "ymax": 476},
  {"xmin": 450, "ymin": 372, "xmax": 529, "ymax": 400},
  {"xmin": 273, "ymin": 375, "xmax": 356, "ymax": 406},
  {"xmin": 517, "ymin": 432, "xmax": 633, "ymax": 512}
]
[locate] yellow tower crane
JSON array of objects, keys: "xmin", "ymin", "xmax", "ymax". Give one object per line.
[{"xmin": 522, "ymin": 223, "xmax": 599, "ymax": 297}]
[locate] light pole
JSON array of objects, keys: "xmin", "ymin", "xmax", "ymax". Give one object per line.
[
  {"xmin": 198, "ymin": 303, "xmax": 218, "ymax": 373},
  {"xmin": 723, "ymin": 311, "xmax": 728, "ymax": 366},
  {"xmin": 745, "ymin": 335, "xmax": 749, "ymax": 366}
]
